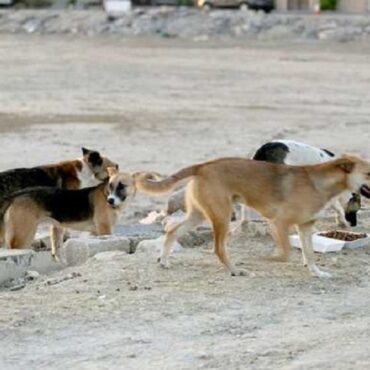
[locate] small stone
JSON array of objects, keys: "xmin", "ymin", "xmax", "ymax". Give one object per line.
[
  {"xmin": 10, "ymin": 284, "xmax": 25, "ymax": 291},
  {"xmin": 26, "ymin": 270, "xmax": 40, "ymax": 280}
]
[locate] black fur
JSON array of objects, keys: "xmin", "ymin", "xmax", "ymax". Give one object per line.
[
  {"xmin": 6, "ymin": 183, "xmax": 106, "ymax": 224},
  {"xmin": 345, "ymin": 212, "xmax": 357, "ymax": 227},
  {"xmin": 0, "ymin": 148, "xmax": 109, "ymax": 223},
  {"xmin": 253, "ymin": 142, "xmax": 290, "ymax": 164},
  {"xmin": 322, "ymin": 148, "xmax": 335, "ymax": 157},
  {"xmin": 0, "ymin": 167, "xmax": 64, "ymax": 206}
]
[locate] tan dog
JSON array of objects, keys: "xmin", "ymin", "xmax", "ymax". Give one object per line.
[
  {"xmin": 134, "ymin": 155, "xmax": 370, "ymax": 278},
  {"xmin": 2, "ymin": 167, "xmax": 135, "ymax": 259}
]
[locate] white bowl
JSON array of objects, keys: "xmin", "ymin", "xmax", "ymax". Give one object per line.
[{"xmin": 289, "ymin": 231, "xmax": 370, "ymax": 253}]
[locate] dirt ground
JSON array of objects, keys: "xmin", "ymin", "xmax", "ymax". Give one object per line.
[{"xmin": 1, "ymin": 34, "xmax": 370, "ymax": 369}]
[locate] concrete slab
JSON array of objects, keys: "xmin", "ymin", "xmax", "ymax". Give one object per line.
[
  {"xmin": 0, "ymin": 248, "xmax": 61, "ymax": 286},
  {"xmin": 114, "ymin": 223, "xmax": 163, "ymax": 238}
]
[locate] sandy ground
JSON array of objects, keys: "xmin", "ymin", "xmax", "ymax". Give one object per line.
[{"xmin": 1, "ymin": 34, "xmax": 370, "ymax": 369}]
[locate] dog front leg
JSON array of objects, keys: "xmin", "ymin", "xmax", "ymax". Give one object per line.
[
  {"xmin": 331, "ymin": 200, "xmax": 349, "ymax": 228},
  {"xmin": 95, "ymin": 223, "xmax": 112, "ymax": 235},
  {"xmin": 297, "ymin": 222, "xmax": 331, "ymax": 278}
]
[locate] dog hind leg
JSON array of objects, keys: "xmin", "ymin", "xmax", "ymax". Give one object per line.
[
  {"xmin": 50, "ymin": 224, "xmax": 65, "ymax": 260},
  {"xmin": 158, "ymin": 206, "xmax": 205, "ymax": 268},
  {"xmin": 5, "ymin": 208, "xmax": 38, "ymax": 249},
  {"xmin": 212, "ymin": 214, "xmax": 244, "ymax": 276},
  {"xmin": 200, "ymin": 197, "xmax": 245, "ymax": 276}
]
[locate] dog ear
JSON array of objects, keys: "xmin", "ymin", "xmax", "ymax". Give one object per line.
[
  {"xmin": 82, "ymin": 147, "xmax": 92, "ymax": 156},
  {"xmin": 107, "ymin": 166, "xmax": 118, "ymax": 177},
  {"xmin": 336, "ymin": 158, "xmax": 355, "ymax": 174}
]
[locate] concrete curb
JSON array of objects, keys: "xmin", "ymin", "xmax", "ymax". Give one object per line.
[{"xmin": 0, "ymin": 223, "xmax": 164, "ymax": 286}]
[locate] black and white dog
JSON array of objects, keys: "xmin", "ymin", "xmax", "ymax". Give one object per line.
[{"xmin": 252, "ymin": 140, "xmax": 361, "ymax": 227}]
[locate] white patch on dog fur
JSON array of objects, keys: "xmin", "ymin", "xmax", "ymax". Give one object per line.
[
  {"xmin": 276, "ymin": 140, "xmax": 332, "ymax": 165},
  {"xmin": 77, "ymin": 159, "xmax": 101, "ymax": 188},
  {"xmin": 253, "ymin": 140, "xmax": 351, "ymax": 227}
]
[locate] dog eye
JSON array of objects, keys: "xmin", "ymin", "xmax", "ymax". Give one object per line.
[{"xmin": 117, "ymin": 182, "xmax": 126, "ymax": 191}]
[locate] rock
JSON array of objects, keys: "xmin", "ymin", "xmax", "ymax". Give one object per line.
[
  {"xmin": 114, "ymin": 223, "xmax": 162, "ymax": 239},
  {"xmin": 259, "ymin": 24, "xmax": 295, "ymax": 41},
  {"xmin": 26, "ymin": 270, "xmax": 40, "ymax": 280},
  {"xmin": 22, "ymin": 18, "xmax": 42, "ymax": 33},
  {"xmin": 10, "ymin": 283, "xmax": 26, "ymax": 291},
  {"xmin": 59, "ymin": 236, "xmax": 131, "ymax": 266},
  {"xmin": 178, "ymin": 228, "xmax": 213, "ymax": 247},
  {"xmin": 0, "ymin": 9, "xmax": 368, "ymax": 42},
  {"xmin": 45, "ymin": 271, "xmax": 81, "ymax": 286},
  {"xmin": 318, "ymin": 26, "xmax": 362, "ymax": 42}
]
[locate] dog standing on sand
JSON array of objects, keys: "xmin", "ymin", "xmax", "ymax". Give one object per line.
[
  {"xmin": 166, "ymin": 140, "xmax": 361, "ymax": 229},
  {"xmin": 2, "ymin": 167, "xmax": 135, "ymax": 258},
  {"xmin": 252, "ymin": 140, "xmax": 361, "ymax": 227},
  {"xmin": 135, "ymin": 155, "xmax": 370, "ymax": 278},
  {"xmin": 0, "ymin": 147, "xmax": 118, "ymax": 244},
  {"xmin": 0, "ymin": 147, "xmax": 117, "ymax": 202}
]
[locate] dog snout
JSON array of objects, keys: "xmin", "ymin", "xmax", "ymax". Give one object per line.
[{"xmin": 107, "ymin": 197, "xmax": 115, "ymax": 205}]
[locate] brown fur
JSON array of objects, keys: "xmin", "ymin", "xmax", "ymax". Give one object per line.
[
  {"xmin": 134, "ymin": 155, "xmax": 370, "ymax": 277},
  {"xmin": 42, "ymin": 160, "xmax": 83, "ymax": 189}
]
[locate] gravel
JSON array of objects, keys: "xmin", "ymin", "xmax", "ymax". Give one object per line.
[{"xmin": 1, "ymin": 8, "xmax": 370, "ymax": 42}]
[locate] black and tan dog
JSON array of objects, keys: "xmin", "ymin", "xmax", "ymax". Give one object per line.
[
  {"xmin": 0, "ymin": 147, "xmax": 117, "ymax": 204},
  {"xmin": 0, "ymin": 147, "xmax": 118, "ymax": 244},
  {"xmin": 2, "ymin": 167, "xmax": 135, "ymax": 258},
  {"xmin": 134, "ymin": 155, "xmax": 370, "ymax": 278}
]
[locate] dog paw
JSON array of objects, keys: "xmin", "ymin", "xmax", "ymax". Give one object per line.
[
  {"xmin": 52, "ymin": 253, "xmax": 60, "ymax": 263},
  {"xmin": 230, "ymin": 269, "xmax": 247, "ymax": 277},
  {"xmin": 157, "ymin": 256, "xmax": 170, "ymax": 269},
  {"xmin": 309, "ymin": 265, "xmax": 332, "ymax": 279}
]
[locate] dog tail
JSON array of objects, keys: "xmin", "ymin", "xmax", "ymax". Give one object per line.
[{"xmin": 134, "ymin": 165, "xmax": 200, "ymax": 195}]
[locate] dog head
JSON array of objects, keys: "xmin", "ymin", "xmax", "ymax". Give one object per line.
[
  {"xmin": 82, "ymin": 147, "xmax": 119, "ymax": 181},
  {"xmin": 336, "ymin": 155, "xmax": 370, "ymax": 199},
  {"xmin": 106, "ymin": 167, "xmax": 136, "ymax": 208}
]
